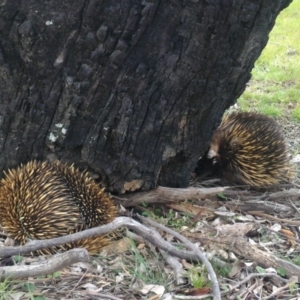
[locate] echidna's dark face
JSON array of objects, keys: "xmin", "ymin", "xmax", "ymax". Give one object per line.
[
  {"xmin": 208, "ymin": 129, "xmax": 241, "ymax": 167},
  {"xmin": 207, "ymin": 131, "xmax": 222, "ymax": 162},
  {"xmin": 207, "ymin": 112, "xmax": 292, "ymax": 187}
]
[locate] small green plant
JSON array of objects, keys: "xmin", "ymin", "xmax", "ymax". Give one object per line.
[
  {"xmin": 256, "ymin": 266, "xmax": 266, "ymax": 273},
  {"xmin": 0, "ymin": 277, "xmax": 15, "ymax": 300},
  {"xmin": 188, "ymin": 267, "xmax": 210, "ymax": 289},
  {"xmin": 47, "ymin": 271, "xmax": 61, "ymax": 279},
  {"xmin": 22, "ymin": 282, "xmax": 46, "ymax": 300},
  {"xmin": 276, "ymin": 267, "xmax": 287, "ymax": 277},
  {"xmin": 217, "ymin": 192, "xmax": 227, "ymax": 200},
  {"xmin": 141, "ymin": 210, "xmax": 154, "ymax": 217},
  {"xmin": 12, "ymin": 255, "xmax": 23, "ymax": 263},
  {"xmin": 292, "ymin": 256, "xmax": 300, "ymax": 266},
  {"xmin": 154, "ymin": 207, "xmax": 163, "ymax": 215},
  {"xmin": 292, "ymin": 107, "xmax": 300, "ymax": 121},
  {"xmin": 164, "ymin": 210, "xmax": 192, "ymax": 229},
  {"xmin": 289, "ymin": 282, "xmax": 297, "ymax": 294}
]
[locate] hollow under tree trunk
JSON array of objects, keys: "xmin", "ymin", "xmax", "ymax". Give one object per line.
[{"xmin": 0, "ymin": 0, "xmax": 291, "ymax": 193}]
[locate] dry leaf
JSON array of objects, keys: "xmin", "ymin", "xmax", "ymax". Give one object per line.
[
  {"xmin": 228, "ymin": 260, "xmax": 246, "ymax": 278},
  {"xmin": 215, "ymin": 222, "xmax": 256, "ymax": 236},
  {"xmin": 253, "ymin": 279, "xmax": 264, "ymax": 294},
  {"xmin": 167, "ymin": 202, "xmax": 215, "ymax": 220},
  {"xmin": 140, "ymin": 284, "xmax": 165, "ymax": 296},
  {"xmin": 176, "ymin": 287, "xmax": 210, "ymax": 296},
  {"xmin": 10, "ymin": 292, "xmax": 26, "ymax": 300},
  {"xmin": 214, "ymin": 211, "xmax": 236, "ymax": 217},
  {"xmin": 280, "ymin": 228, "xmax": 296, "ymax": 246},
  {"xmin": 69, "ymin": 262, "xmax": 91, "ymax": 273},
  {"xmin": 124, "ymin": 179, "xmax": 144, "ymax": 191},
  {"xmin": 270, "ymin": 223, "xmax": 282, "ymax": 231},
  {"xmin": 265, "ymin": 267, "xmax": 277, "ymax": 273},
  {"xmin": 102, "ymin": 237, "xmax": 133, "ymax": 254},
  {"xmin": 81, "ymin": 283, "xmax": 98, "ymax": 291},
  {"xmin": 4, "ymin": 237, "xmax": 15, "ymax": 247},
  {"xmin": 115, "ymin": 273, "xmax": 125, "ymax": 284},
  {"xmin": 236, "ymin": 215, "xmax": 255, "ymax": 221},
  {"xmin": 181, "ymin": 259, "xmax": 194, "ymax": 270}
]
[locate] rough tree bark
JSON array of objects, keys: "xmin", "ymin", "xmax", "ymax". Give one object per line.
[{"xmin": 0, "ymin": 0, "xmax": 291, "ymax": 193}]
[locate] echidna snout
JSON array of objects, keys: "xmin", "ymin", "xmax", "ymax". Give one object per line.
[{"xmin": 207, "ymin": 112, "xmax": 293, "ymax": 187}]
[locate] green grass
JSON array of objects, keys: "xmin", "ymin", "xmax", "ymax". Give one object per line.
[
  {"xmin": 292, "ymin": 106, "xmax": 300, "ymax": 121},
  {"xmin": 0, "ymin": 278, "xmax": 17, "ymax": 300},
  {"xmin": 124, "ymin": 240, "xmax": 171, "ymax": 287},
  {"xmin": 238, "ymin": 0, "xmax": 300, "ymax": 119},
  {"xmin": 188, "ymin": 267, "xmax": 211, "ymax": 289}
]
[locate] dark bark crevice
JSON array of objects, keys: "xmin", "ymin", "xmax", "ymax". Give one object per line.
[{"xmin": 0, "ymin": 0, "xmax": 292, "ymax": 193}]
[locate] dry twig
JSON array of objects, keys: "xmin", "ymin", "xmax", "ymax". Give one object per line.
[
  {"xmin": 249, "ymin": 211, "xmax": 300, "ymax": 226},
  {"xmin": 0, "ymin": 248, "xmax": 89, "ymax": 280},
  {"xmin": 0, "ymin": 217, "xmax": 197, "ymax": 259},
  {"xmin": 114, "ymin": 186, "xmax": 227, "ymax": 207}
]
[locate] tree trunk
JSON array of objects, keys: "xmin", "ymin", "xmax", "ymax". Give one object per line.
[{"xmin": 0, "ymin": 0, "xmax": 291, "ymax": 193}]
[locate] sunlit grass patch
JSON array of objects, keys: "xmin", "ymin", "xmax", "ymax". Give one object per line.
[{"xmin": 238, "ymin": 1, "xmax": 300, "ymax": 118}]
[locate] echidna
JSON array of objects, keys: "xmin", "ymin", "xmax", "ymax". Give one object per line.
[
  {"xmin": 0, "ymin": 161, "xmax": 117, "ymax": 254},
  {"xmin": 207, "ymin": 112, "xmax": 293, "ymax": 187}
]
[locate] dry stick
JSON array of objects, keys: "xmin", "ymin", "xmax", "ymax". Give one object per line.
[
  {"xmin": 267, "ymin": 188, "xmax": 300, "ymax": 200},
  {"xmin": 288, "ymin": 198, "xmax": 300, "ymax": 213},
  {"xmin": 249, "ymin": 211, "xmax": 300, "ymax": 226},
  {"xmin": 174, "ymin": 294, "xmax": 215, "ymax": 300},
  {"xmin": 137, "ymin": 215, "xmax": 221, "ymax": 300},
  {"xmin": 88, "ymin": 294, "xmax": 123, "ymax": 300},
  {"xmin": 0, "ymin": 248, "xmax": 89, "ymax": 280},
  {"xmin": 225, "ymin": 199, "xmax": 294, "ymax": 215},
  {"xmin": 114, "ymin": 186, "xmax": 227, "ymax": 207},
  {"xmin": 159, "ymin": 249, "xmax": 185, "ymax": 285},
  {"xmin": 0, "ymin": 217, "xmax": 197, "ymax": 260}
]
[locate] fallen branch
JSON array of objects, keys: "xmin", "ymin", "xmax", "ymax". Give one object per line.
[
  {"xmin": 0, "ymin": 248, "xmax": 89, "ymax": 280},
  {"xmin": 223, "ymin": 199, "xmax": 294, "ymax": 214},
  {"xmin": 114, "ymin": 186, "xmax": 227, "ymax": 207},
  {"xmin": 0, "ymin": 216, "xmax": 221, "ymax": 299},
  {"xmin": 267, "ymin": 188, "xmax": 300, "ymax": 200},
  {"xmin": 249, "ymin": 211, "xmax": 300, "ymax": 226},
  {"xmin": 0, "ymin": 217, "xmax": 195, "ymax": 259}
]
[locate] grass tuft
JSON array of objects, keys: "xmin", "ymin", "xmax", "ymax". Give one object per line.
[{"xmin": 238, "ymin": 1, "xmax": 300, "ymax": 119}]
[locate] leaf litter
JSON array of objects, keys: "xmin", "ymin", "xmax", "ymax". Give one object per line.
[{"xmin": 0, "ymin": 117, "xmax": 299, "ymax": 299}]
